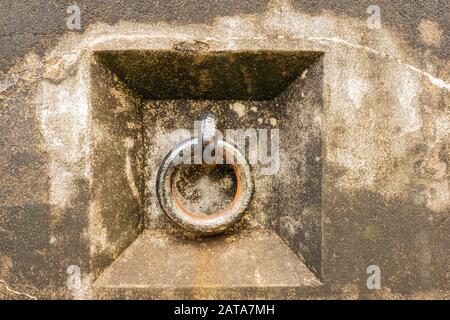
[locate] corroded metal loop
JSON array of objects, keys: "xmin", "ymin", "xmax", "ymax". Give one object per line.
[{"xmin": 156, "ymin": 113, "xmax": 254, "ymax": 235}]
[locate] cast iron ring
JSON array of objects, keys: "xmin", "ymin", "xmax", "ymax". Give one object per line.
[{"xmin": 156, "ymin": 119, "xmax": 253, "ymax": 235}]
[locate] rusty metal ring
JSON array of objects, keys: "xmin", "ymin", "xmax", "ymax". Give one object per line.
[{"xmin": 156, "ymin": 136, "xmax": 254, "ymax": 236}]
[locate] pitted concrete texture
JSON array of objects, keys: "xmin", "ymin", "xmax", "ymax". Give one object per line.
[
  {"xmin": 93, "ymin": 229, "xmax": 322, "ymax": 299},
  {"xmin": 0, "ymin": 0, "xmax": 449, "ymax": 300},
  {"xmin": 0, "ymin": 1, "xmax": 448, "ymax": 71}
]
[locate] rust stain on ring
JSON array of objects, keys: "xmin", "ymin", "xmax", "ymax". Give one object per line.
[{"xmin": 156, "ymin": 113, "xmax": 254, "ymax": 235}]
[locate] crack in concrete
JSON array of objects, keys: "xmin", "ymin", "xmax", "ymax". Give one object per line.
[
  {"xmin": 1, "ymin": 32, "xmax": 448, "ymax": 96},
  {"xmin": 200, "ymin": 35, "xmax": 450, "ymax": 90},
  {"xmin": 141, "ymin": 33, "xmax": 450, "ymax": 90},
  {"xmin": 0, "ymin": 279, "xmax": 38, "ymax": 300},
  {"xmin": 306, "ymin": 36, "xmax": 450, "ymax": 90}
]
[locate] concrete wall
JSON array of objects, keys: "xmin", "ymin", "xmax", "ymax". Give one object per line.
[{"xmin": 0, "ymin": 0, "xmax": 449, "ymax": 299}]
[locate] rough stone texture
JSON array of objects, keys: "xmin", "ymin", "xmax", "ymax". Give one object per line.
[
  {"xmin": 95, "ymin": 50, "xmax": 317, "ymax": 100},
  {"xmin": 93, "ymin": 229, "xmax": 322, "ymax": 299},
  {"xmin": 274, "ymin": 57, "xmax": 324, "ymax": 277},
  {"xmin": 89, "ymin": 57, "xmax": 144, "ymax": 278},
  {"xmin": 0, "ymin": 0, "xmax": 449, "ymax": 299}
]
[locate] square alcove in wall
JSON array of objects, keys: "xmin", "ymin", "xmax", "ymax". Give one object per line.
[{"xmin": 88, "ymin": 49, "xmax": 325, "ymax": 299}]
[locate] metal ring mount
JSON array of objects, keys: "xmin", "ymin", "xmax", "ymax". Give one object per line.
[{"xmin": 156, "ymin": 113, "xmax": 254, "ymax": 235}]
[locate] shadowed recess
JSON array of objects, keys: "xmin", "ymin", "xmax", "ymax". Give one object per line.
[{"xmin": 95, "ymin": 50, "xmax": 320, "ymax": 100}]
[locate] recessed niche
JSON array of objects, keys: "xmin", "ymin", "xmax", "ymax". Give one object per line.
[{"xmin": 89, "ymin": 49, "xmax": 324, "ymax": 299}]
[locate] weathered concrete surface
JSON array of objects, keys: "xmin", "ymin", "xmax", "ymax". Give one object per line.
[
  {"xmin": 89, "ymin": 56, "xmax": 144, "ymax": 278},
  {"xmin": 0, "ymin": 1, "xmax": 448, "ymax": 71},
  {"xmin": 0, "ymin": 0, "xmax": 449, "ymax": 299},
  {"xmin": 135, "ymin": 50, "xmax": 323, "ymax": 279},
  {"xmin": 93, "ymin": 228, "xmax": 322, "ymax": 299}
]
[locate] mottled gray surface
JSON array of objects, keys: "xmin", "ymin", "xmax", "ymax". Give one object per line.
[
  {"xmin": 93, "ymin": 229, "xmax": 322, "ymax": 299},
  {"xmin": 0, "ymin": 0, "xmax": 269, "ymax": 71},
  {"xmin": 0, "ymin": 0, "xmax": 449, "ymax": 300},
  {"xmin": 89, "ymin": 57, "xmax": 144, "ymax": 278},
  {"xmin": 0, "ymin": 0, "xmax": 448, "ymax": 71}
]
